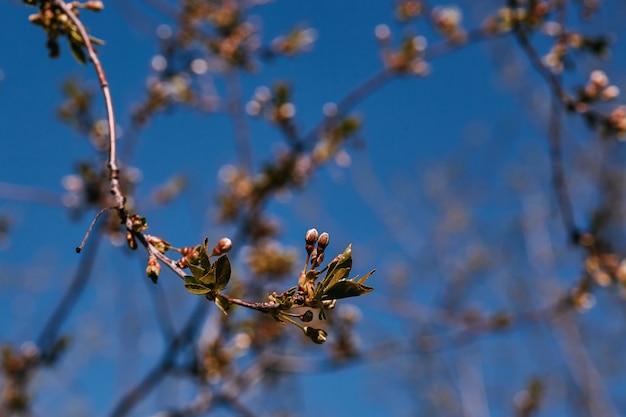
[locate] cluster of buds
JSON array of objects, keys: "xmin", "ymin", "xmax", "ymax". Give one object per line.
[
  {"xmin": 607, "ymin": 105, "xmax": 626, "ymax": 137},
  {"xmin": 0, "ymin": 342, "xmax": 40, "ymax": 413},
  {"xmin": 313, "ymin": 116, "xmax": 361, "ymax": 164},
  {"xmin": 297, "ymin": 229, "xmax": 335, "ymax": 308},
  {"xmin": 201, "ymin": 6, "xmax": 259, "ymax": 68},
  {"xmin": 431, "ymin": 6, "xmax": 466, "ymax": 43},
  {"xmin": 375, "ymin": 24, "xmax": 429, "ymax": 75},
  {"xmin": 305, "ymin": 228, "xmax": 329, "ymax": 268},
  {"xmin": 246, "ymin": 84, "xmax": 296, "ymax": 126},
  {"xmin": 270, "ymin": 27, "xmax": 317, "ymax": 57},
  {"xmin": 580, "ymin": 70, "xmax": 620, "ymax": 103},
  {"xmin": 26, "ymin": 0, "xmax": 105, "ymax": 62},
  {"xmin": 585, "ymin": 251, "xmax": 626, "ymax": 288},
  {"xmin": 396, "ymin": 0, "xmax": 422, "ymax": 21},
  {"xmin": 483, "ymin": 3, "xmax": 550, "ymax": 34},
  {"xmin": 175, "ymin": 237, "xmax": 233, "ymax": 270},
  {"xmin": 246, "ymin": 240, "xmax": 297, "ymax": 278}
]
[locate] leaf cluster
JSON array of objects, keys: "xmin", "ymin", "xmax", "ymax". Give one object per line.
[{"xmin": 183, "ymin": 239, "xmax": 232, "ymax": 314}]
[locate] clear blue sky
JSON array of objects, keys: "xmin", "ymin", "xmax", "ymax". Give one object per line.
[{"xmin": 2, "ymin": 1, "xmax": 626, "ymax": 416}]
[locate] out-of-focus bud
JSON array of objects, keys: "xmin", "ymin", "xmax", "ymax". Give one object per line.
[
  {"xmin": 146, "ymin": 256, "xmax": 160, "ymax": 283},
  {"xmin": 212, "ymin": 237, "xmax": 233, "ymax": 256},
  {"xmin": 602, "ymin": 85, "xmax": 620, "ymax": 101},
  {"xmin": 126, "ymin": 231, "xmax": 137, "ymax": 250},
  {"xmin": 84, "ymin": 1, "xmax": 105, "ymax": 11},
  {"xmin": 590, "ymin": 70, "xmax": 608, "ymax": 88},
  {"xmin": 304, "ymin": 326, "xmax": 328, "ymax": 344},
  {"xmin": 28, "ymin": 14, "xmax": 42, "ymax": 24}
]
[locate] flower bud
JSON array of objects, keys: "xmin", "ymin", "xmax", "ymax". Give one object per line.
[
  {"xmin": 304, "ymin": 326, "xmax": 328, "ymax": 344},
  {"xmin": 84, "ymin": 1, "xmax": 105, "ymax": 11},
  {"xmin": 146, "ymin": 256, "xmax": 160, "ymax": 283},
  {"xmin": 305, "ymin": 228, "xmax": 318, "ymax": 254},
  {"xmin": 317, "ymin": 232, "xmax": 330, "ymax": 251},
  {"xmin": 212, "ymin": 237, "xmax": 233, "ymax": 256}
]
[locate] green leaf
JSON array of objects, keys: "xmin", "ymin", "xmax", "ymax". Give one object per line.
[
  {"xmin": 357, "ymin": 269, "xmax": 376, "ymax": 284},
  {"xmin": 184, "ymin": 275, "xmax": 213, "ymax": 295},
  {"xmin": 315, "ymin": 245, "xmax": 353, "ymax": 298},
  {"xmin": 199, "ymin": 238, "xmax": 213, "ymax": 271},
  {"xmin": 198, "ymin": 268, "xmax": 216, "ymax": 286},
  {"xmin": 214, "ymin": 294, "xmax": 230, "ymax": 315},
  {"xmin": 324, "ymin": 244, "xmax": 352, "ymax": 282},
  {"xmin": 214, "ymin": 255, "xmax": 231, "ymax": 291},
  {"xmin": 188, "ymin": 263, "xmax": 206, "ymax": 280},
  {"xmin": 322, "ymin": 280, "xmax": 374, "ymax": 300},
  {"xmin": 184, "ymin": 282, "xmax": 212, "ymax": 295},
  {"xmin": 68, "ymin": 38, "xmax": 86, "ymax": 64}
]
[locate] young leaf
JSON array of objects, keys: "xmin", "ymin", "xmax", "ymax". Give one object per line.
[
  {"xmin": 323, "ymin": 244, "xmax": 352, "ymax": 282},
  {"xmin": 188, "ymin": 263, "xmax": 206, "ymax": 280},
  {"xmin": 322, "ymin": 280, "xmax": 374, "ymax": 300},
  {"xmin": 184, "ymin": 282, "xmax": 213, "ymax": 295},
  {"xmin": 69, "ymin": 39, "xmax": 86, "ymax": 64},
  {"xmin": 214, "ymin": 255, "xmax": 231, "ymax": 291},
  {"xmin": 214, "ymin": 294, "xmax": 230, "ymax": 315},
  {"xmin": 357, "ymin": 269, "xmax": 376, "ymax": 284},
  {"xmin": 198, "ymin": 268, "xmax": 216, "ymax": 286},
  {"xmin": 199, "ymin": 238, "xmax": 212, "ymax": 272}
]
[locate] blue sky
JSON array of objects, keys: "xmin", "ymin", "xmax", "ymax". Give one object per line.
[{"xmin": 2, "ymin": 0, "xmax": 626, "ymax": 416}]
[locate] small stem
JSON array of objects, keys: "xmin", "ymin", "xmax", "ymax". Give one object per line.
[
  {"xmin": 217, "ymin": 293, "xmax": 281, "ymax": 313},
  {"xmin": 136, "ymin": 232, "xmax": 187, "ymax": 278},
  {"xmin": 76, "ymin": 206, "xmax": 114, "ymax": 253},
  {"xmin": 278, "ymin": 313, "xmax": 305, "ymax": 330}
]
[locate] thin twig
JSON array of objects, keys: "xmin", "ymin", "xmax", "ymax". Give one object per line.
[
  {"xmin": 216, "ymin": 293, "xmax": 281, "ymax": 313},
  {"xmin": 55, "ymin": 0, "xmax": 125, "ymax": 211},
  {"xmin": 75, "ymin": 206, "xmax": 114, "ymax": 253},
  {"xmin": 301, "ymin": 68, "xmax": 394, "ymax": 149}
]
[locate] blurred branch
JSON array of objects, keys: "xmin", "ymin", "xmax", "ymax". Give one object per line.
[
  {"xmin": 37, "ymin": 229, "xmax": 102, "ymax": 361},
  {"xmin": 548, "ymin": 93, "xmax": 578, "ymax": 240},
  {"xmin": 225, "ymin": 69, "xmax": 254, "ymax": 172},
  {"xmin": 0, "ymin": 182, "xmax": 65, "ymax": 207},
  {"xmin": 552, "ymin": 314, "xmax": 620, "ymax": 417},
  {"xmin": 109, "ymin": 299, "xmax": 208, "ymax": 417}
]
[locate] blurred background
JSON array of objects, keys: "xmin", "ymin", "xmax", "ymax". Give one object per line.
[{"xmin": 2, "ymin": 0, "xmax": 626, "ymax": 416}]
